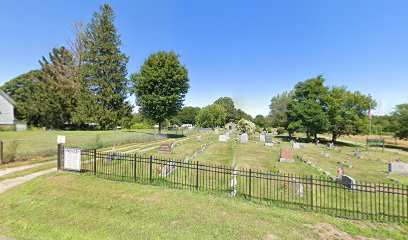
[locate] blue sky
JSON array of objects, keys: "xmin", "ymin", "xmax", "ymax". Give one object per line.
[{"xmin": 1, "ymin": 0, "xmax": 407, "ymax": 117}]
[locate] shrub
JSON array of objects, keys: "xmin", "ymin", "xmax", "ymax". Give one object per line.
[
  {"xmin": 6, "ymin": 140, "xmax": 19, "ymax": 162},
  {"xmin": 277, "ymin": 127, "xmax": 286, "ymax": 135}
]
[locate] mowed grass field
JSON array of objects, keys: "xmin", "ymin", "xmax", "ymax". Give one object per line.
[
  {"xmin": 0, "ymin": 172, "xmax": 406, "ymax": 240},
  {"xmin": 0, "ymin": 129, "xmax": 191, "ymax": 162}
]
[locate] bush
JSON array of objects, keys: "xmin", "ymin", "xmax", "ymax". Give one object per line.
[
  {"xmin": 131, "ymin": 123, "xmax": 145, "ymax": 129},
  {"xmin": 267, "ymin": 127, "xmax": 272, "ymax": 133},
  {"xmin": 255, "ymin": 125, "xmax": 261, "ymax": 133},
  {"xmin": 277, "ymin": 127, "xmax": 286, "ymax": 135},
  {"xmin": 6, "ymin": 140, "xmax": 19, "ymax": 162}
]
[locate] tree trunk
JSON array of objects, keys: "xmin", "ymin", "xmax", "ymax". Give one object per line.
[
  {"xmin": 158, "ymin": 122, "xmax": 162, "ymax": 134},
  {"xmin": 331, "ymin": 133, "xmax": 337, "ymax": 144}
]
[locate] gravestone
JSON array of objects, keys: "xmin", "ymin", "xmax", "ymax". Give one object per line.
[
  {"xmin": 341, "ymin": 175, "xmax": 356, "ymax": 189},
  {"xmin": 265, "ymin": 133, "xmax": 273, "ymax": 146},
  {"xmin": 279, "ymin": 147, "xmax": 294, "ymax": 163},
  {"xmin": 259, "ymin": 134, "xmax": 265, "ymax": 142},
  {"xmin": 197, "ymin": 136, "xmax": 202, "ymax": 142},
  {"xmin": 388, "ymin": 162, "xmax": 408, "ymax": 175},
  {"xmin": 255, "ymin": 132, "xmax": 260, "ymax": 139},
  {"xmin": 293, "ymin": 143, "xmax": 301, "ymax": 149},
  {"xmin": 325, "ymin": 153, "xmax": 330, "ymax": 158},
  {"xmin": 240, "ymin": 133, "xmax": 248, "ymax": 144},
  {"xmin": 159, "ymin": 144, "xmax": 172, "ymax": 154},
  {"xmin": 214, "ymin": 129, "xmax": 219, "ymax": 135},
  {"xmin": 219, "ymin": 135, "xmax": 228, "ymax": 142}
]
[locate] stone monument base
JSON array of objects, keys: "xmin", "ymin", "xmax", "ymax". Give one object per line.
[
  {"xmin": 265, "ymin": 143, "xmax": 273, "ymax": 147},
  {"xmin": 279, "ymin": 158, "xmax": 294, "ymax": 163}
]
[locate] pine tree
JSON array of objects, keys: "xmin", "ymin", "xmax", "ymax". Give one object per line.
[{"xmin": 79, "ymin": 4, "xmax": 131, "ymax": 129}]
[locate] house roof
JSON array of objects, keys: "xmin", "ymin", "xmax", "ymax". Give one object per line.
[{"xmin": 0, "ymin": 89, "xmax": 16, "ymax": 106}]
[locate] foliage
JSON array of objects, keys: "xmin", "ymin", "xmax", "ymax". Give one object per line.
[
  {"xmin": 286, "ymin": 76, "xmax": 329, "ymax": 139},
  {"xmin": 236, "ymin": 118, "xmax": 256, "ymax": 135},
  {"xmin": 326, "ymin": 86, "xmax": 375, "ymax": 142},
  {"xmin": 276, "ymin": 127, "xmax": 285, "ymax": 135},
  {"xmin": 131, "ymin": 51, "xmax": 190, "ymax": 132},
  {"xmin": 234, "ymin": 108, "xmax": 253, "ymax": 122},
  {"xmin": 214, "ymin": 97, "xmax": 236, "ymax": 121},
  {"xmin": 253, "ymin": 115, "xmax": 265, "ymax": 127},
  {"xmin": 391, "ymin": 104, "xmax": 408, "ymax": 139},
  {"xmin": 6, "ymin": 140, "xmax": 19, "ymax": 162},
  {"xmin": 176, "ymin": 106, "xmax": 201, "ymax": 125},
  {"xmin": 0, "ymin": 70, "xmax": 41, "ymax": 120},
  {"xmin": 76, "ymin": 4, "xmax": 132, "ymax": 129},
  {"xmin": 196, "ymin": 104, "xmax": 227, "ymax": 128},
  {"xmin": 269, "ymin": 91, "xmax": 292, "ymax": 128}
]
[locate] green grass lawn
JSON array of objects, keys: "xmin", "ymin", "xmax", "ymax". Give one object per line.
[
  {"xmin": 297, "ymin": 143, "xmax": 408, "ymax": 184},
  {"xmin": 0, "ymin": 129, "xmax": 194, "ymax": 162},
  {"xmin": 0, "ymin": 172, "xmax": 406, "ymax": 240}
]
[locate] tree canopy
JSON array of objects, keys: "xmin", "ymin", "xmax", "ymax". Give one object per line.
[
  {"xmin": 391, "ymin": 104, "xmax": 408, "ymax": 139},
  {"xmin": 269, "ymin": 91, "xmax": 292, "ymax": 128},
  {"xmin": 77, "ymin": 3, "xmax": 131, "ymax": 129},
  {"xmin": 131, "ymin": 51, "xmax": 190, "ymax": 132},
  {"xmin": 214, "ymin": 97, "xmax": 236, "ymax": 121},
  {"xmin": 196, "ymin": 104, "xmax": 227, "ymax": 128}
]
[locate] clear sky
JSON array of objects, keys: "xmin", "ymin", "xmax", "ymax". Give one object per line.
[{"xmin": 1, "ymin": 0, "xmax": 407, "ymax": 117}]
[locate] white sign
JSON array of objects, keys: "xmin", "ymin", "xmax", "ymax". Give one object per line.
[
  {"xmin": 57, "ymin": 135, "xmax": 66, "ymax": 144},
  {"xmin": 64, "ymin": 148, "xmax": 81, "ymax": 171}
]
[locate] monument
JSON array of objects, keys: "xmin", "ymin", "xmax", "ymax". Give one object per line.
[
  {"xmin": 240, "ymin": 133, "xmax": 248, "ymax": 144},
  {"xmin": 341, "ymin": 175, "xmax": 356, "ymax": 189},
  {"xmin": 259, "ymin": 134, "xmax": 265, "ymax": 142},
  {"xmin": 197, "ymin": 136, "xmax": 202, "ymax": 142},
  {"xmin": 293, "ymin": 142, "xmax": 301, "ymax": 149},
  {"xmin": 265, "ymin": 133, "xmax": 273, "ymax": 147},
  {"xmin": 219, "ymin": 135, "xmax": 228, "ymax": 142},
  {"xmin": 388, "ymin": 162, "xmax": 408, "ymax": 175},
  {"xmin": 279, "ymin": 147, "xmax": 294, "ymax": 163},
  {"xmin": 159, "ymin": 144, "xmax": 172, "ymax": 154}
]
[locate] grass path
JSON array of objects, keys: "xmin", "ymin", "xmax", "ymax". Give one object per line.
[
  {"xmin": 0, "ymin": 161, "xmax": 56, "ymax": 177},
  {"xmin": 0, "ymin": 168, "xmax": 57, "ymax": 193}
]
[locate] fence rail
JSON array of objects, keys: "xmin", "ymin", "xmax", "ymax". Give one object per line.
[{"xmin": 58, "ymin": 145, "xmax": 408, "ymax": 223}]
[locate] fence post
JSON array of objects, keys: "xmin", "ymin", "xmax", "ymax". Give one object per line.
[
  {"xmin": 0, "ymin": 140, "xmax": 3, "ymax": 164},
  {"xmin": 196, "ymin": 161, "xmax": 199, "ymax": 190},
  {"xmin": 133, "ymin": 154, "xmax": 137, "ymax": 182},
  {"xmin": 310, "ymin": 175, "xmax": 314, "ymax": 210},
  {"xmin": 57, "ymin": 143, "xmax": 62, "ymax": 170},
  {"xmin": 93, "ymin": 149, "xmax": 97, "ymax": 175},
  {"xmin": 149, "ymin": 156, "xmax": 153, "ymax": 183},
  {"xmin": 249, "ymin": 169, "xmax": 252, "ymax": 199}
]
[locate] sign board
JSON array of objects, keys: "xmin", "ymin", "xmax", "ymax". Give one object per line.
[
  {"xmin": 64, "ymin": 147, "xmax": 81, "ymax": 171},
  {"xmin": 367, "ymin": 138, "xmax": 384, "ymax": 146},
  {"xmin": 57, "ymin": 135, "xmax": 66, "ymax": 144}
]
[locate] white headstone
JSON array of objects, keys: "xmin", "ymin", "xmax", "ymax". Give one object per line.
[
  {"xmin": 293, "ymin": 143, "xmax": 301, "ymax": 149},
  {"xmin": 57, "ymin": 135, "xmax": 66, "ymax": 144},
  {"xmin": 259, "ymin": 134, "xmax": 265, "ymax": 142},
  {"xmin": 197, "ymin": 136, "xmax": 202, "ymax": 142},
  {"xmin": 240, "ymin": 134, "xmax": 248, "ymax": 144},
  {"xmin": 388, "ymin": 162, "xmax": 408, "ymax": 175},
  {"xmin": 64, "ymin": 147, "xmax": 81, "ymax": 171},
  {"xmin": 219, "ymin": 135, "xmax": 228, "ymax": 142}
]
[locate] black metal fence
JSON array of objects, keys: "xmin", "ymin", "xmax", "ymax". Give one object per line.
[{"xmin": 57, "ymin": 145, "xmax": 408, "ymax": 223}]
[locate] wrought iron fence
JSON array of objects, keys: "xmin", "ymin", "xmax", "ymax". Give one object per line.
[{"xmin": 58, "ymin": 145, "xmax": 408, "ymax": 223}]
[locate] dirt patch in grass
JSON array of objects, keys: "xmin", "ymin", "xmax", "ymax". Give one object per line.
[
  {"xmin": 306, "ymin": 223, "xmax": 376, "ymax": 240},
  {"xmin": 264, "ymin": 233, "xmax": 278, "ymax": 240}
]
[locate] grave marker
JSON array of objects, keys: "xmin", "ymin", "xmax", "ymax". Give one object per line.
[
  {"xmin": 388, "ymin": 162, "xmax": 408, "ymax": 175},
  {"xmin": 197, "ymin": 136, "xmax": 202, "ymax": 142},
  {"xmin": 293, "ymin": 142, "xmax": 301, "ymax": 149},
  {"xmin": 341, "ymin": 175, "xmax": 356, "ymax": 189},
  {"xmin": 259, "ymin": 134, "xmax": 265, "ymax": 142},
  {"xmin": 240, "ymin": 133, "xmax": 248, "ymax": 144},
  {"xmin": 279, "ymin": 147, "xmax": 294, "ymax": 163},
  {"xmin": 219, "ymin": 135, "xmax": 228, "ymax": 142},
  {"xmin": 159, "ymin": 144, "xmax": 172, "ymax": 154}
]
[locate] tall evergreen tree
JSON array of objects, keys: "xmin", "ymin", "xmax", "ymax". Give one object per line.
[{"xmin": 78, "ymin": 4, "xmax": 131, "ymax": 129}]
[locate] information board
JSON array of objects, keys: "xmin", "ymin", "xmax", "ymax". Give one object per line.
[{"xmin": 64, "ymin": 148, "xmax": 81, "ymax": 171}]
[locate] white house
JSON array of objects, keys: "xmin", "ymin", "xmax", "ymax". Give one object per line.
[{"xmin": 0, "ymin": 89, "xmax": 16, "ymax": 127}]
